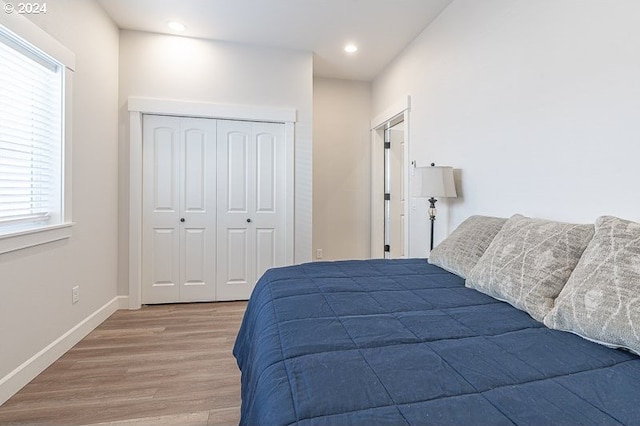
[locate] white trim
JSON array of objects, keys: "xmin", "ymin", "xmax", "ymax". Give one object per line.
[
  {"xmin": 404, "ymin": 111, "xmax": 412, "ymax": 256},
  {"xmin": 0, "ymin": 295, "xmax": 128, "ymax": 405},
  {"xmin": 0, "ymin": 222, "xmax": 73, "ymax": 255},
  {"xmin": 63, "ymin": 70, "xmax": 74, "ymax": 224},
  {"xmin": 128, "ymin": 111, "xmax": 143, "ymax": 310},
  {"xmin": 128, "ymin": 97, "xmax": 297, "ymax": 124},
  {"xmin": 128, "ymin": 98, "xmax": 296, "ymax": 309},
  {"xmin": 0, "ymin": 2, "xmax": 75, "ymax": 70},
  {"xmin": 284, "ymin": 122, "xmax": 295, "ymax": 263},
  {"xmin": 370, "ymin": 127, "xmax": 385, "ymax": 258}
]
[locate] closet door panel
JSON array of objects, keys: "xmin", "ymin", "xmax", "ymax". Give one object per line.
[
  {"xmin": 217, "ymin": 120, "xmax": 285, "ymax": 300},
  {"xmin": 179, "ymin": 119, "xmax": 217, "ymax": 302},
  {"xmin": 252, "ymin": 123, "xmax": 287, "ymax": 270},
  {"xmin": 256, "ymin": 228, "xmax": 276, "ymax": 281},
  {"xmin": 142, "ymin": 116, "xmax": 181, "ymax": 303},
  {"xmin": 256, "ymin": 133, "xmax": 275, "ymax": 213},
  {"xmin": 150, "ymin": 228, "xmax": 179, "ymax": 294},
  {"xmin": 143, "ymin": 116, "xmax": 216, "ymax": 304},
  {"xmin": 153, "ymin": 130, "xmax": 178, "ymax": 212},
  {"xmin": 227, "ymin": 132, "xmax": 249, "ymax": 213},
  {"xmin": 180, "ymin": 228, "xmax": 209, "ymax": 300},
  {"xmin": 226, "ymin": 229, "xmax": 249, "ymax": 284},
  {"xmin": 217, "ymin": 121, "xmax": 255, "ymax": 300},
  {"xmin": 183, "ymin": 130, "xmax": 206, "ymax": 212}
]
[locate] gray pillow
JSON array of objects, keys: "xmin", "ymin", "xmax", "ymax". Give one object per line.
[
  {"xmin": 544, "ymin": 216, "xmax": 640, "ymax": 354},
  {"xmin": 428, "ymin": 215, "xmax": 507, "ymax": 279},
  {"xmin": 466, "ymin": 214, "xmax": 594, "ymax": 322}
]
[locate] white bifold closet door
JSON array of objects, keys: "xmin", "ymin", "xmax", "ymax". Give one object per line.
[
  {"xmin": 216, "ymin": 120, "xmax": 286, "ymax": 301},
  {"xmin": 142, "ymin": 115, "xmax": 217, "ymax": 304},
  {"xmin": 142, "ymin": 115, "xmax": 286, "ymax": 304}
]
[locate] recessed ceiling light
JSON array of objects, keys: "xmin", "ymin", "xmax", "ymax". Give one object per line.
[
  {"xmin": 167, "ymin": 21, "xmax": 186, "ymax": 32},
  {"xmin": 344, "ymin": 44, "xmax": 358, "ymax": 54}
]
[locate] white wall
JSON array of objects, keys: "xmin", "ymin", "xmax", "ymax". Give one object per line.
[
  {"xmin": 117, "ymin": 31, "xmax": 314, "ymax": 295},
  {"xmin": 0, "ymin": 0, "xmax": 119, "ymax": 401},
  {"xmin": 313, "ymin": 78, "xmax": 371, "ymax": 260},
  {"xmin": 373, "ymin": 0, "xmax": 640, "ymax": 257}
]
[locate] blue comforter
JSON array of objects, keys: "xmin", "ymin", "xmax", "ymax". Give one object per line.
[{"xmin": 233, "ymin": 259, "xmax": 640, "ymax": 425}]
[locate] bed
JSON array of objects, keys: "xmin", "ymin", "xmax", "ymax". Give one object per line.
[{"xmin": 233, "ymin": 215, "xmax": 640, "ymax": 425}]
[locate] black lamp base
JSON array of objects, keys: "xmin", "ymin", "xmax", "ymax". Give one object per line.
[{"xmin": 428, "ymin": 197, "xmax": 437, "ymax": 251}]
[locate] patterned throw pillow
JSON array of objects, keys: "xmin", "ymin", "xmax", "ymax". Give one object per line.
[
  {"xmin": 466, "ymin": 214, "xmax": 594, "ymax": 322},
  {"xmin": 428, "ymin": 215, "xmax": 507, "ymax": 279},
  {"xmin": 544, "ymin": 216, "xmax": 640, "ymax": 354}
]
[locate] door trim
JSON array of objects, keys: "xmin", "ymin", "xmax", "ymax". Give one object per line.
[
  {"xmin": 128, "ymin": 97, "xmax": 296, "ymax": 123},
  {"xmin": 128, "ymin": 98, "xmax": 296, "ymax": 309}
]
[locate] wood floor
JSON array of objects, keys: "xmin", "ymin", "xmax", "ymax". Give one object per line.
[{"xmin": 0, "ymin": 301, "xmax": 247, "ymax": 426}]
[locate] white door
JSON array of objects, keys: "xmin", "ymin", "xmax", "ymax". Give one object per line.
[
  {"xmin": 389, "ymin": 123, "xmax": 405, "ymax": 258},
  {"xmin": 216, "ymin": 120, "xmax": 287, "ymax": 300},
  {"xmin": 142, "ymin": 115, "xmax": 217, "ymax": 304}
]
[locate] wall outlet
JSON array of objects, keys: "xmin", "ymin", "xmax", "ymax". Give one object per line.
[
  {"xmin": 72, "ymin": 285, "xmax": 79, "ymax": 304},
  {"xmin": 316, "ymin": 248, "xmax": 323, "ymax": 259}
]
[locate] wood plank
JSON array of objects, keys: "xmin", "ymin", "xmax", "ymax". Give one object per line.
[{"xmin": 0, "ymin": 301, "xmax": 246, "ymax": 425}]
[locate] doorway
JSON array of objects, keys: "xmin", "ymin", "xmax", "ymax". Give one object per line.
[
  {"xmin": 370, "ymin": 98, "xmax": 410, "ymax": 259},
  {"xmin": 386, "ymin": 119, "xmax": 405, "ymax": 259}
]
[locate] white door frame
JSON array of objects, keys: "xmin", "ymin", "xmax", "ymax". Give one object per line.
[
  {"xmin": 370, "ymin": 96, "xmax": 411, "ymax": 259},
  {"xmin": 128, "ymin": 97, "xmax": 296, "ymax": 309}
]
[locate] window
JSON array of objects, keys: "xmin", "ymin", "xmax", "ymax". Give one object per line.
[{"xmin": 0, "ymin": 19, "xmax": 74, "ymax": 254}]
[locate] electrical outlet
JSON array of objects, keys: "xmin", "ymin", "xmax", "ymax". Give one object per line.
[
  {"xmin": 72, "ymin": 285, "xmax": 79, "ymax": 304},
  {"xmin": 316, "ymin": 248, "xmax": 323, "ymax": 259}
]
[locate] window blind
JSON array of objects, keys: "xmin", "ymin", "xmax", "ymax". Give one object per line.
[{"xmin": 0, "ymin": 27, "xmax": 63, "ymax": 228}]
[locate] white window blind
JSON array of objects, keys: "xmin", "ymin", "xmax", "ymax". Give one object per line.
[{"xmin": 0, "ymin": 26, "xmax": 64, "ymax": 230}]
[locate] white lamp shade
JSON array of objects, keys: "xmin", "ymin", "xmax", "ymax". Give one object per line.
[{"xmin": 415, "ymin": 166, "xmax": 457, "ymax": 198}]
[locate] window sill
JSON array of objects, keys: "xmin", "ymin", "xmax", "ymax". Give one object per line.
[{"xmin": 0, "ymin": 223, "xmax": 74, "ymax": 255}]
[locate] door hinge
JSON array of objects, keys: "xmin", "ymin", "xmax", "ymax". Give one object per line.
[
  {"xmin": 384, "ymin": 245, "xmax": 390, "ymax": 252},
  {"xmin": 384, "ymin": 142, "xmax": 391, "ymax": 149},
  {"xmin": 384, "ymin": 193, "xmax": 391, "ymax": 201}
]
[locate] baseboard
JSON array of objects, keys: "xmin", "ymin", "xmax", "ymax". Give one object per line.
[{"xmin": 0, "ymin": 295, "xmax": 129, "ymax": 405}]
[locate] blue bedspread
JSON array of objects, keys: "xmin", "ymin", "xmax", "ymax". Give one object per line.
[{"xmin": 233, "ymin": 259, "xmax": 640, "ymax": 425}]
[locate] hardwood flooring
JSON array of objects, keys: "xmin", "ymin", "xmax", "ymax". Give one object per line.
[{"xmin": 0, "ymin": 301, "xmax": 247, "ymax": 425}]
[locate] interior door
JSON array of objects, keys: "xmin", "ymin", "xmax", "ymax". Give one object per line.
[
  {"xmin": 142, "ymin": 115, "xmax": 217, "ymax": 304},
  {"xmin": 389, "ymin": 122, "xmax": 405, "ymax": 258},
  {"xmin": 216, "ymin": 120, "xmax": 286, "ymax": 300}
]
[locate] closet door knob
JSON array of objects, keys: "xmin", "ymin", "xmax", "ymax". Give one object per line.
[
  {"xmin": 180, "ymin": 218, "xmax": 185, "ymax": 223},
  {"xmin": 246, "ymin": 218, "xmax": 252, "ymax": 223}
]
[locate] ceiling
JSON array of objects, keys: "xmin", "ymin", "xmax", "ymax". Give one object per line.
[{"xmin": 97, "ymin": 0, "xmax": 454, "ymax": 81}]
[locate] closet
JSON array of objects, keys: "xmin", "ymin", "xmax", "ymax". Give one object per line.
[{"xmin": 141, "ymin": 114, "xmax": 287, "ymax": 304}]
